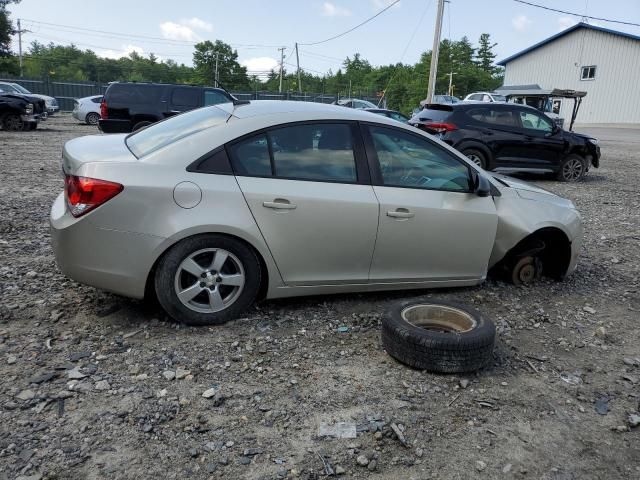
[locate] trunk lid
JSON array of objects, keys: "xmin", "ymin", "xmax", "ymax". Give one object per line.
[{"xmin": 62, "ymin": 134, "xmax": 137, "ymax": 175}]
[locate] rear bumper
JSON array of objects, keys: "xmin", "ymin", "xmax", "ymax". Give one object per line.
[
  {"xmin": 50, "ymin": 193, "xmax": 164, "ymax": 299},
  {"xmin": 98, "ymin": 119, "xmax": 132, "ymax": 133}
]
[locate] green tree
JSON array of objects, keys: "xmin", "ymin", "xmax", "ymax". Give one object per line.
[
  {"xmin": 0, "ymin": 0, "xmax": 19, "ymax": 57},
  {"xmin": 476, "ymin": 33, "xmax": 497, "ymax": 73},
  {"xmin": 193, "ymin": 40, "xmax": 249, "ymax": 89}
]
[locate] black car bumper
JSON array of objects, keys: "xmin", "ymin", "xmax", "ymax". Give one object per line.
[{"xmin": 98, "ymin": 119, "xmax": 132, "ymax": 133}]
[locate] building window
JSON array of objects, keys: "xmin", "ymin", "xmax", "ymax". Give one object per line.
[{"xmin": 581, "ymin": 65, "xmax": 596, "ymax": 80}]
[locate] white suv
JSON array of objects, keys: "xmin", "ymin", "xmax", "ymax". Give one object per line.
[{"xmin": 464, "ymin": 92, "xmax": 507, "ymax": 103}]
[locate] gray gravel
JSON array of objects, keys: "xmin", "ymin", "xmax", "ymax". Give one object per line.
[{"xmin": 1, "ymin": 115, "xmax": 639, "ymax": 479}]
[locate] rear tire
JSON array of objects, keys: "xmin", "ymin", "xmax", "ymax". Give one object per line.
[
  {"xmin": 2, "ymin": 113, "xmax": 24, "ymax": 131},
  {"xmin": 154, "ymin": 234, "xmax": 261, "ymax": 326},
  {"xmin": 557, "ymin": 154, "xmax": 586, "ymax": 182},
  {"xmin": 132, "ymin": 120, "xmax": 153, "ymax": 131},
  {"xmin": 86, "ymin": 112, "xmax": 100, "ymax": 125},
  {"xmin": 461, "ymin": 148, "xmax": 487, "ymax": 169}
]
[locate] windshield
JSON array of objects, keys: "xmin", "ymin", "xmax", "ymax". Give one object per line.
[{"xmin": 125, "ymin": 105, "xmax": 231, "ymax": 158}]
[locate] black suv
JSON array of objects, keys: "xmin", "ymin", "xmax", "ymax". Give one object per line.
[
  {"xmin": 98, "ymin": 82, "xmax": 235, "ymax": 133},
  {"xmin": 409, "ymin": 103, "xmax": 600, "ymax": 182},
  {"xmin": 0, "ymin": 93, "xmax": 45, "ymax": 131}
]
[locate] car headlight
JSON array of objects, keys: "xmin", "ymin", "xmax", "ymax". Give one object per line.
[
  {"xmin": 25, "ymin": 103, "xmax": 33, "ymax": 114},
  {"xmin": 588, "ymin": 138, "xmax": 598, "ymax": 145}
]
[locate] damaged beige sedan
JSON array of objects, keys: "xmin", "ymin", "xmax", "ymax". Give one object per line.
[{"xmin": 51, "ymin": 101, "xmax": 582, "ymax": 325}]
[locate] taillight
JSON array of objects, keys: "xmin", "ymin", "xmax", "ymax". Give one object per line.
[
  {"xmin": 423, "ymin": 122, "xmax": 457, "ymax": 133},
  {"xmin": 65, "ymin": 175, "xmax": 123, "ymax": 217},
  {"xmin": 100, "ymin": 100, "xmax": 108, "ymax": 119}
]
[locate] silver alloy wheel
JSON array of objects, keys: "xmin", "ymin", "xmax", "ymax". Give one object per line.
[
  {"xmin": 562, "ymin": 157, "xmax": 584, "ymax": 181},
  {"xmin": 86, "ymin": 112, "xmax": 100, "ymax": 125},
  {"xmin": 174, "ymin": 248, "xmax": 245, "ymax": 314},
  {"xmin": 465, "ymin": 153, "xmax": 483, "ymax": 167}
]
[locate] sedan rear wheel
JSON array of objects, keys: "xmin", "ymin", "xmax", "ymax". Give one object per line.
[
  {"xmin": 155, "ymin": 235, "xmax": 261, "ymax": 326},
  {"xmin": 86, "ymin": 112, "xmax": 100, "ymax": 125},
  {"xmin": 557, "ymin": 154, "xmax": 586, "ymax": 182}
]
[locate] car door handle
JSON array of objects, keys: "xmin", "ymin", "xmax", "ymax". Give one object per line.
[
  {"xmin": 387, "ymin": 208, "xmax": 414, "ymax": 219},
  {"xmin": 263, "ymin": 199, "xmax": 297, "ymax": 210}
]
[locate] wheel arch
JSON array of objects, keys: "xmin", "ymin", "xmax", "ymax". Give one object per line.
[{"xmin": 144, "ymin": 230, "xmax": 275, "ymax": 303}]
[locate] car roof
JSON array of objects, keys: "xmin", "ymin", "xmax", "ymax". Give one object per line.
[{"xmin": 229, "ymin": 100, "xmax": 394, "ymax": 122}]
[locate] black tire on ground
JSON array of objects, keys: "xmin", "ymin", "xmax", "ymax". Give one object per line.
[
  {"xmin": 154, "ymin": 234, "xmax": 261, "ymax": 326},
  {"xmin": 132, "ymin": 120, "xmax": 153, "ymax": 132},
  {"xmin": 461, "ymin": 148, "xmax": 487, "ymax": 169},
  {"xmin": 86, "ymin": 112, "xmax": 100, "ymax": 125},
  {"xmin": 382, "ymin": 299, "xmax": 495, "ymax": 373},
  {"xmin": 2, "ymin": 113, "xmax": 24, "ymax": 131},
  {"xmin": 556, "ymin": 154, "xmax": 586, "ymax": 182}
]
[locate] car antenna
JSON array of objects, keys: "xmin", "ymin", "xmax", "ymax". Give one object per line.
[{"xmin": 215, "ymin": 80, "xmax": 250, "ymax": 106}]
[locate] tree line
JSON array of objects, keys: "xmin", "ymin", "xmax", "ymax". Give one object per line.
[{"xmin": 1, "ymin": 1, "xmax": 503, "ymax": 113}]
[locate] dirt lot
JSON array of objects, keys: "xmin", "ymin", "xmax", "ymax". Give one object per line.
[{"xmin": 1, "ymin": 115, "xmax": 639, "ymax": 480}]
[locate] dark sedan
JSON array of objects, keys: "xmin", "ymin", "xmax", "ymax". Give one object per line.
[{"xmin": 409, "ymin": 103, "xmax": 600, "ymax": 182}]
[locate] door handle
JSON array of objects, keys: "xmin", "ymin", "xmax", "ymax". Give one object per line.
[
  {"xmin": 387, "ymin": 208, "xmax": 414, "ymax": 219},
  {"xmin": 263, "ymin": 199, "xmax": 297, "ymax": 210}
]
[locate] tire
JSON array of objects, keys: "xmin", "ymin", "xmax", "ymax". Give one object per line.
[
  {"xmin": 556, "ymin": 154, "xmax": 586, "ymax": 182},
  {"xmin": 154, "ymin": 234, "xmax": 261, "ymax": 326},
  {"xmin": 382, "ymin": 299, "xmax": 495, "ymax": 373},
  {"xmin": 132, "ymin": 120, "xmax": 153, "ymax": 132},
  {"xmin": 2, "ymin": 113, "xmax": 24, "ymax": 131},
  {"xmin": 85, "ymin": 112, "xmax": 100, "ymax": 125},
  {"xmin": 461, "ymin": 148, "xmax": 487, "ymax": 169}
]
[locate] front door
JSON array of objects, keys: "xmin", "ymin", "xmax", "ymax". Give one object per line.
[
  {"xmin": 516, "ymin": 109, "xmax": 565, "ymax": 168},
  {"xmin": 363, "ymin": 124, "xmax": 498, "ymax": 282},
  {"xmin": 230, "ymin": 122, "xmax": 379, "ymax": 286}
]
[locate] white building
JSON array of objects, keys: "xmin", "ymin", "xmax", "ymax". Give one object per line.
[{"xmin": 497, "ymin": 23, "xmax": 640, "ymax": 127}]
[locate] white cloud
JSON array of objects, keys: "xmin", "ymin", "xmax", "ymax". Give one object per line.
[
  {"xmin": 371, "ymin": 0, "xmax": 401, "ymax": 9},
  {"xmin": 182, "ymin": 17, "xmax": 213, "ymax": 32},
  {"xmin": 97, "ymin": 44, "xmax": 145, "ymax": 60},
  {"xmin": 241, "ymin": 57, "xmax": 279, "ymax": 72},
  {"xmin": 512, "ymin": 14, "xmax": 533, "ymax": 32},
  {"xmin": 160, "ymin": 21, "xmax": 198, "ymax": 41},
  {"xmin": 322, "ymin": 2, "xmax": 352, "ymax": 16}
]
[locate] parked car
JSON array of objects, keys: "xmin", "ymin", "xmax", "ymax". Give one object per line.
[
  {"xmin": 98, "ymin": 82, "xmax": 235, "ymax": 133},
  {"xmin": 51, "ymin": 101, "xmax": 582, "ymax": 326},
  {"xmin": 72, "ymin": 95, "xmax": 102, "ymax": 125},
  {"xmin": 0, "ymin": 82, "xmax": 59, "ymax": 114},
  {"xmin": 463, "ymin": 92, "xmax": 507, "ymax": 103},
  {"xmin": 364, "ymin": 108, "xmax": 409, "ymax": 123},
  {"xmin": 409, "ymin": 103, "xmax": 600, "ymax": 182},
  {"xmin": 0, "ymin": 93, "xmax": 45, "ymax": 131},
  {"xmin": 412, "ymin": 95, "xmax": 461, "ymax": 116},
  {"xmin": 333, "ymin": 98, "xmax": 377, "ymax": 109}
]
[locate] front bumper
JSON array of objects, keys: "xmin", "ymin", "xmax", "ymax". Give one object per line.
[
  {"xmin": 50, "ymin": 193, "xmax": 164, "ymax": 299},
  {"xmin": 20, "ymin": 114, "xmax": 39, "ymax": 125}
]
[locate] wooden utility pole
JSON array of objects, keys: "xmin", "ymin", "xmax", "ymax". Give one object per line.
[
  {"xmin": 214, "ymin": 52, "xmax": 220, "ymax": 87},
  {"xmin": 295, "ymin": 42, "xmax": 302, "ymax": 94},
  {"xmin": 16, "ymin": 19, "xmax": 30, "ymax": 78},
  {"xmin": 278, "ymin": 47, "xmax": 286, "ymax": 93},
  {"xmin": 446, "ymin": 72, "xmax": 457, "ymax": 95},
  {"xmin": 426, "ymin": 0, "xmax": 445, "ymax": 103}
]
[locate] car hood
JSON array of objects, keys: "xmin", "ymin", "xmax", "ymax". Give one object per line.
[
  {"xmin": 27, "ymin": 93, "xmax": 55, "ymax": 102},
  {"xmin": 0, "ymin": 93, "xmax": 45, "ymax": 105},
  {"xmin": 491, "ymin": 173, "xmax": 575, "ymax": 209}
]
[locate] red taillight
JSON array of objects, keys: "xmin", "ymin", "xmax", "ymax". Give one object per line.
[
  {"xmin": 65, "ymin": 175, "xmax": 123, "ymax": 217},
  {"xmin": 423, "ymin": 122, "xmax": 457, "ymax": 133},
  {"xmin": 100, "ymin": 100, "xmax": 108, "ymax": 119}
]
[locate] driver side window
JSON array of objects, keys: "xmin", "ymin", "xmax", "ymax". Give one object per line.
[
  {"xmin": 368, "ymin": 126, "xmax": 471, "ymax": 192},
  {"xmin": 519, "ymin": 111, "xmax": 553, "ymax": 132}
]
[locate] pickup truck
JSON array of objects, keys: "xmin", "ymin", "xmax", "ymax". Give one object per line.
[{"xmin": 0, "ymin": 93, "xmax": 46, "ymax": 131}]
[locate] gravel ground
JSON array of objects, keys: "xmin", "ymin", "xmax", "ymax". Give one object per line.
[{"xmin": 1, "ymin": 115, "xmax": 639, "ymax": 480}]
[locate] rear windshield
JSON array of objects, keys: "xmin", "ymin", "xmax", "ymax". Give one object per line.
[
  {"xmin": 125, "ymin": 106, "xmax": 230, "ymax": 158},
  {"xmin": 107, "ymin": 83, "xmax": 164, "ymax": 104},
  {"xmin": 413, "ymin": 108, "xmax": 451, "ymax": 122}
]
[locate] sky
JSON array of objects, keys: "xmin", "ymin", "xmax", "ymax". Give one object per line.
[{"xmin": 8, "ymin": 0, "xmax": 640, "ymax": 79}]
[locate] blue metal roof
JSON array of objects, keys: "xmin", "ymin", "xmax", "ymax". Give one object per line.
[{"xmin": 497, "ymin": 22, "xmax": 640, "ymax": 66}]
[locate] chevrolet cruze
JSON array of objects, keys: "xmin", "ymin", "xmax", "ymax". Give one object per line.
[{"xmin": 51, "ymin": 101, "xmax": 582, "ymax": 326}]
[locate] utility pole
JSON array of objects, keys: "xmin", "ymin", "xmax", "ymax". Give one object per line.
[
  {"xmin": 295, "ymin": 42, "xmax": 302, "ymax": 94},
  {"xmin": 426, "ymin": 0, "xmax": 445, "ymax": 103},
  {"xmin": 446, "ymin": 72, "xmax": 457, "ymax": 95},
  {"xmin": 278, "ymin": 47, "xmax": 286, "ymax": 93},
  {"xmin": 214, "ymin": 52, "xmax": 219, "ymax": 87},
  {"xmin": 16, "ymin": 19, "xmax": 30, "ymax": 78}
]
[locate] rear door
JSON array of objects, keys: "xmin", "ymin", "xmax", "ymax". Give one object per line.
[
  {"xmin": 229, "ymin": 122, "xmax": 379, "ymax": 286},
  {"xmin": 363, "ymin": 124, "xmax": 498, "ymax": 282}
]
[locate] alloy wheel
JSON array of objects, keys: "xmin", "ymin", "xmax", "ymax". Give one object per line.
[
  {"xmin": 174, "ymin": 248, "xmax": 245, "ymax": 314},
  {"xmin": 562, "ymin": 157, "xmax": 584, "ymax": 181},
  {"xmin": 465, "ymin": 153, "xmax": 483, "ymax": 167}
]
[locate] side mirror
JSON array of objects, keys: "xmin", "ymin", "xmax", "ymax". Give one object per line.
[{"xmin": 471, "ymin": 170, "xmax": 491, "ymax": 197}]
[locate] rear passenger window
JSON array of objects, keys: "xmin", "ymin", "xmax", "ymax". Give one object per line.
[
  {"xmin": 228, "ymin": 135, "xmax": 272, "ymax": 177},
  {"xmin": 172, "ymin": 87, "xmax": 201, "ymax": 108},
  {"xmin": 270, "ymin": 124, "xmax": 356, "ymax": 182},
  {"xmin": 108, "ymin": 84, "xmax": 163, "ymax": 104},
  {"xmin": 204, "ymin": 90, "xmax": 229, "ymax": 106}
]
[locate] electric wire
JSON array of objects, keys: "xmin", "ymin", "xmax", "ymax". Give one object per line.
[{"xmin": 512, "ymin": 0, "xmax": 640, "ymax": 27}]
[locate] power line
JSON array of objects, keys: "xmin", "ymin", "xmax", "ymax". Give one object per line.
[
  {"xmin": 512, "ymin": 0, "xmax": 640, "ymax": 27},
  {"xmin": 299, "ymin": 0, "xmax": 401, "ymax": 46}
]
